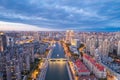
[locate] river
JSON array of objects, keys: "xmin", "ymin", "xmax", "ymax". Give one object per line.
[{"xmin": 45, "ymin": 42, "xmax": 69, "ymax": 80}]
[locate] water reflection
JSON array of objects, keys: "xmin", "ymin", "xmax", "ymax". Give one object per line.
[
  {"xmin": 45, "ymin": 61, "xmax": 69, "ymax": 80},
  {"xmin": 45, "ymin": 42, "xmax": 69, "ymax": 80}
]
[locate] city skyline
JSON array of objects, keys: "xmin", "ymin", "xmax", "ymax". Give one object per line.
[
  {"xmin": 0, "ymin": 31, "xmax": 120, "ymax": 80},
  {"xmin": 0, "ymin": 0, "xmax": 120, "ymax": 31}
]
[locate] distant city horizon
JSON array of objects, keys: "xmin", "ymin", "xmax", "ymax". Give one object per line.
[{"xmin": 0, "ymin": 21, "xmax": 120, "ymax": 32}]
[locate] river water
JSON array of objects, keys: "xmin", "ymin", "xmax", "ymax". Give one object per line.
[{"xmin": 45, "ymin": 42, "xmax": 69, "ymax": 80}]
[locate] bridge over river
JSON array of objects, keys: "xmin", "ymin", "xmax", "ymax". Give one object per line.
[{"xmin": 45, "ymin": 42, "xmax": 70, "ymax": 80}]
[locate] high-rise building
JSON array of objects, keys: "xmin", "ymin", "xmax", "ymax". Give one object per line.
[
  {"xmin": 90, "ymin": 45, "xmax": 95, "ymax": 56},
  {"xmin": 6, "ymin": 59, "xmax": 21, "ymax": 80},
  {"xmin": 117, "ymin": 41, "xmax": 120, "ymax": 56},
  {"xmin": 85, "ymin": 39, "xmax": 90, "ymax": 53},
  {"xmin": 26, "ymin": 55, "xmax": 30, "ymax": 71},
  {"xmin": 0, "ymin": 32, "xmax": 7, "ymax": 52},
  {"xmin": 4, "ymin": 42, "xmax": 35, "ymax": 80},
  {"xmin": 0, "ymin": 52, "xmax": 6, "ymax": 80},
  {"xmin": 6, "ymin": 36, "xmax": 14, "ymax": 47},
  {"xmin": 66, "ymin": 30, "xmax": 74, "ymax": 43},
  {"xmin": 71, "ymin": 39, "xmax": 80, "ymax": 48},
  {"xmin": 33, "ymin": 32, "xmax": 39, "ymax": 41},
  {"xmin": 89, "ymin": 38, "xmax": 96, "ymax": 55},
  {"xmin": 0, "ymin": 72, "xmax": 3, "ymax": 80},
  {"xmin": 101, "ymin": 39, "xmax": 110, "ymax": 56},
  {"xmin": 115, "ymin": 32, "xmax": 120, "ymax": 39}
]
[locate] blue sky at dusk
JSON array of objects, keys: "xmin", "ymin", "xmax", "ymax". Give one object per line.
[{"xmin": 0, "ymin": 0, "xmax": 120, "ymax": 31}]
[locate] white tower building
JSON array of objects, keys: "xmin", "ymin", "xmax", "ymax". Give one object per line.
[{"xmin": 102, "ymin": 39, "xmax": 110, "ymax": 56}]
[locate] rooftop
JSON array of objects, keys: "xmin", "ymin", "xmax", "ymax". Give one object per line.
[
  {"xmin": 75, "ymin": 59, "xmax": 90, "ymax": 73},
  {"xmin": 83, "ymin": 54, "xmax": 105, "ymax": 71}
]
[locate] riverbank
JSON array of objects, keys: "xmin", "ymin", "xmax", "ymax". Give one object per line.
[
  {"xmin": 37, "ymin": 44, "xmax": 54, "ymax": 80},
  {"xmin": 66, "ymin": 62, "xmax": 73, "ymax": 80},
  {"xmin": 37, "ymin": 60, "xmax": 48, "ymax": 80}
]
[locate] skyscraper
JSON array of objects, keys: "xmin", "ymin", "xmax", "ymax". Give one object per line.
[
  {"xmin": 33, "ymin": 32, "xmax": 39, "ymax": 42},
  {"xmin": 101, "ymin": 39, "xmax": 110, "ymax": 56},
  {"xmin": 0, "ymin": 32, "xmax": 7, "ymax": 52},
  {"xmin": 66, "ymin": 30, "xmax": 74, "ymax": 43},
  {"xmin": 117, "ymin": 41, "xmax": 120, "ymax": 56}
]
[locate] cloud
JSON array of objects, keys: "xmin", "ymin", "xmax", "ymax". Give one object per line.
[
  {"xmin": 0, "ymin": 11, "xmax": 47, "ymax": 21},
  {"xmin": 55, "ymin": 5, "xmax": 91, "ymax": 16},
  {"xmin": 0, "ymin": 21, "xmax": 57, "ymax": 31},
  {"xmin": 108, "ymin": 21, "xmax": 120, "ymax": 28},
  {"xmin": 0, "ymin": 0, "xmax": 120, "ymax": 31}
]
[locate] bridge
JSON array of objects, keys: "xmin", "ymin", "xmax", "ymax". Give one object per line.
[{"xmin": 46, "ymin": 58, "xmax": 68, "ymax": 61}]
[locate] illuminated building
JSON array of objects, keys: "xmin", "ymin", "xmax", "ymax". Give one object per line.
[
  {"xmin": 66, "ymin": 30, "xmax": 74, "ymax": 43},
  {"xmin": 0, "ymin": 32, "xmax": 7, "ymax": 52},
  {"xmin": 6, "ymin": 36, "xmax": 14, "ymax": 46},
  {"xmin": 71, "ymin": 39, "xmax": 80, "ymax": 48}
]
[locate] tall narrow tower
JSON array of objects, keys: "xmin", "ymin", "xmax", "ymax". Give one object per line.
[
  {"xmin": 0, "ymin": 32, "xmax": 7, "ymax": 52},
  {"xmin": 117, "ymin": 41, "xmax": 120, "ymax": 56},
  {"xmin": 66, "ymin": 30, "xmax": 74, "ymax": 43}
]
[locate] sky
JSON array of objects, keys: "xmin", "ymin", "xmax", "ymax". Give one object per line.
[{"xmin": 0, "ymin": 0, "xmax": 120, "ymax": 31}]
